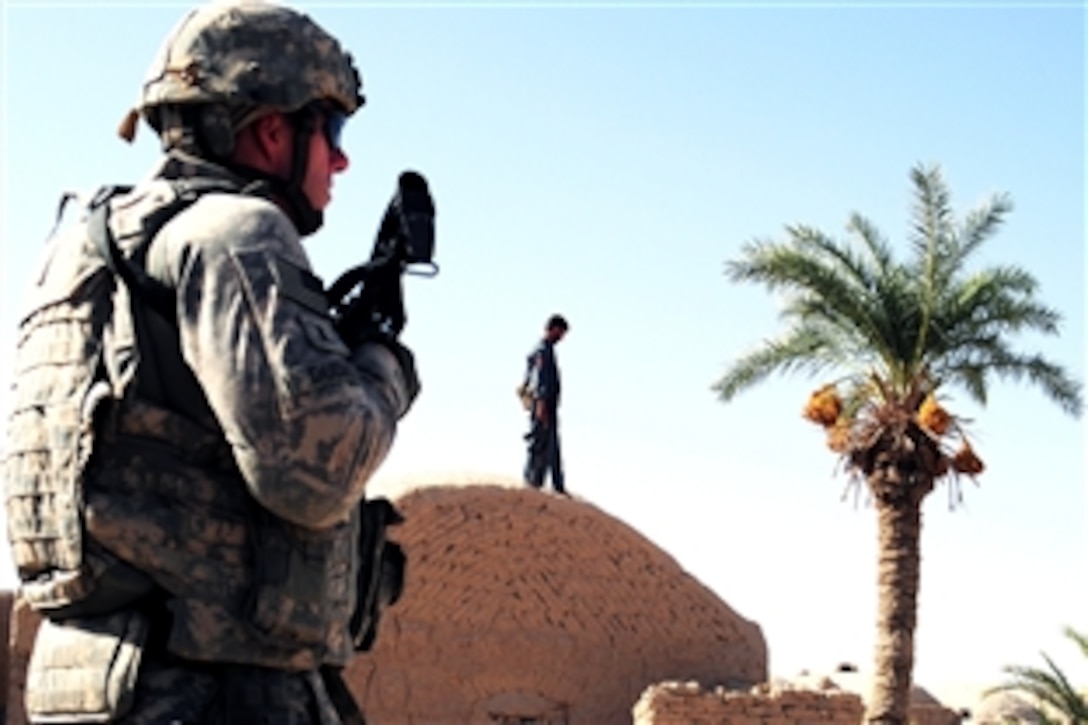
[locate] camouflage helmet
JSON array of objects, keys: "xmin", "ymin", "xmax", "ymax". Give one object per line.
[{"xmin": 120, "ymin": 0, "xmax": 363, "ymax": 150}]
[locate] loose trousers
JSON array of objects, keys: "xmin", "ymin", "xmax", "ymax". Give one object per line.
[{"xmin": 524, "ymin": 414, "xmax": 565, "ymax": 494}]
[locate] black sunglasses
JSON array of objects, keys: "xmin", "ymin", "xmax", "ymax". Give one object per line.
[
  {"xmin": 300, "ymin": 102, "xmax": 347, "ymax": 153},
  {"xmin": 322, "ymin": 110, "xmax": 347, "ymax": 153}
]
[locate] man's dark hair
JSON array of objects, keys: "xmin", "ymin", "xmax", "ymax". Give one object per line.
[{"xmin": 546, "ymin": 314, "xmax": 568, "ymax": 332}]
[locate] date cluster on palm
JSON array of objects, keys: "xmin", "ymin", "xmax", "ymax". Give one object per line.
[
  {"xmin": 802, "ymin": 385, "xmax": 985, "ymax": 479},
  {"xmin": 803, "ymin": 385, "xmax": 858, "ymax": 456},
  {"xmin": 951, "ymin": 444, "xmax": 984, "ymax": 475},
  {"xmin": 803, "ymin": 384, "xmax": 841, "ymax": 427},
  {"xmin": 914, "ymin": 392, "xmax": 985, "ymax": 477},
  {"xmin": 916, "ymin": 393, "xmax": 951, "ymax": 436}
]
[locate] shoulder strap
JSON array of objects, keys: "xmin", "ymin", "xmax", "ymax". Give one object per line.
[
  {"xmin": 86, "ymin": 178, "xmax": 240, "ymax": 322},
  {"xmin": 87, "ymin": 185, "xmax": 172, "ymax": 321},
  {"xmin": 84, "ymin": 179, "xmax": 243, "ymax": 412}
]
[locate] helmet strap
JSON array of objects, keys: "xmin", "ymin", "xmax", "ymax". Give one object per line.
[
  {"xmin": 218, "ymin": 108, "xmax": 324, "ymax": 236},
  {"xmin": 278, "ymin": 108, "xmax": 324, "ymax": 236}
]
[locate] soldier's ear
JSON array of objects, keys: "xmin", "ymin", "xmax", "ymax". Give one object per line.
[
  {"xmin": 251, "ymin": 114, "xmax": 291, "ymax": 151},
  {"xmin": 235, "ymin": 113, "xmax": 293, "ymax": 173}
]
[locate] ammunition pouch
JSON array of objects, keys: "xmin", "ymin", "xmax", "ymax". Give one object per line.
[
  {"xmin": 25, "ymin": 609, "xmax": 148, "ymax": 724},
  {"xmin": 350, "ymin": 498, "xmax": 405, "ymax": 651}
]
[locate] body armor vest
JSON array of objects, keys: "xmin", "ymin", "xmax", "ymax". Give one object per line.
[{"xmin": 4, "ymin": 176, "xmax": 367, "ymax": 668}]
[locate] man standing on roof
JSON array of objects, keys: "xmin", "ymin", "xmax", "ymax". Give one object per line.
[
  {"xmin": 524, "ymin": 314, "xmax": 570, "ymax": 496},
  {"xmin": 3, "ymin": 1, "xmax": 419, "ymax": 722}
]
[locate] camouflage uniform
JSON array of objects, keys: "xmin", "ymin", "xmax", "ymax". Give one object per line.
[{"xmin": 4, "ymin": 2, "xmax": 413, "ymax": 722}]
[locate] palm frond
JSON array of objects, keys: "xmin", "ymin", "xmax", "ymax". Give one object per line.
[
  {"xmin": 713, "ymin": 327, "xmax": 841, "ymax": 402},
  {"xmin": 938, "ymin": 333, "xmax": 1080, "ymax": 413},
  {"xmin": 727, "ymin": 235, "xmax": 927, "ymax": 393},
  {"xmin": 1037, "ymin": 651, "xmax": 1088, "ymax": 719},
  {"xmin": 789, "ymin": 222, "xmax": 881, "ymax": 293},
  {"xmin": 988, "ymin": 627, "xmax": 1088, "ymax": 723},
  {"xmin": 868, "ymin": 267, "xmax": 925, "ymax": 387},
  {"xmin": 726, "ymin": 238, "xmax": 864, "ymax": 306},
  {"xmin": 846, "ymin": 212, "xmax": 895, "ymax": 277},
  {"xmin": 934, "ymin": 363, "xmax": 988, "ymax": 407},
  {"xmin": 727, "ymin": 240, "xmax": 887, "ymax": 347},
  {"xmin": 948, "ymin": 346, "xmax": 1082, "ymax": 417},
  {"xmin": 780, "ymin": 295, "xmax": 886, "ymax": 365},
  {"xmin": 717, "ymin": 163, "xmax": 1083, "ymax": 422},
  {"xmin": 991, "ymin": 658, "xmax": 1088, "ymax": 721},
  {"xmin": 937, "ymin": 267, "xmax": 1054, "ymax": 338},
  {"xmin": 946, "ymin": 192, "xmax": 1014, "ymax": 272},
  {"xmin": 1064, "ymin": 626, "xmax": 1088, "ymax": 660},
  {"xmin": 909, "ymin": 163, "xmax": 955, "ymax": 264}
]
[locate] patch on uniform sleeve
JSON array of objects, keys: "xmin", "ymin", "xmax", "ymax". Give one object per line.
[{"xmin": 271, "ymin": 256, "xmax": 328, "ymax": 314}]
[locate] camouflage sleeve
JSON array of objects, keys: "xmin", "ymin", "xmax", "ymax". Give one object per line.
[{"xmin": 151, "ymin": 194, "xmax": 407, "ymax": 530}]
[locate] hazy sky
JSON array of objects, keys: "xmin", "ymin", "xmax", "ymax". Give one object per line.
[{"xmin": 2, "ymin": 0, "xmax": 1084, "ymax": 709}]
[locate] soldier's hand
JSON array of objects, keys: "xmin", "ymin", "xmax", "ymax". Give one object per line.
[
  {"xmin": 352, "ymin": 336, "xmax": 420, "ymax": 419},
  {"xmin": 381, "ymin": 338, "xmax": 420, "ymax": 417}
]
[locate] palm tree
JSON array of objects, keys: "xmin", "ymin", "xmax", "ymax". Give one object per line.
[
  {"xmin": 713, "ymin": 163, "xmax": 1082, "ymax": 724},
  {"xmin": 986, "ymin": 626, "xmax": 1088, "ymax": 724}
]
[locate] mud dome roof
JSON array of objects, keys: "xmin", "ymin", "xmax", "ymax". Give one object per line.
[
  {"xmin": 972, "ymin": 691, "xmax": 1043, "ymax": 724},
  {"xmin": 346, "ymin": 483, "xmax": 766, "ymax": 724}
]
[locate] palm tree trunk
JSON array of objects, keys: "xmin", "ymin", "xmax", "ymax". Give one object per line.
[{"xmin": 867, "ymin": 493, "xmax": 923, "ymax": 724}]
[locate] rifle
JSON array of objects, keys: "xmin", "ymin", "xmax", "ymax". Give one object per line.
[{"xmin": 327, "ymin": 171, "xmax": 437, "ymax": 344}]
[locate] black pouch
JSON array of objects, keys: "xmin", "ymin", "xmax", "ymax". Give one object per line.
[{"xmin": 350, "ymin": 498, "xmax": 405, "ymax": 651}]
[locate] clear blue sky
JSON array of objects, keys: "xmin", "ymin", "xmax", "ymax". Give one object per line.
[{"xmin": 2, "ymin": 0, "xmax": 1084, "ymax": 708}]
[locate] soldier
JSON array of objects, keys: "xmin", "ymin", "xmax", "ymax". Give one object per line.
[
  {"xmin": 3, "ymin": 1, "xmax": 418, "ymax": 722},
  {"xmin": 523, "ymin": 314, "xmax": 569, "ymax": 495}
]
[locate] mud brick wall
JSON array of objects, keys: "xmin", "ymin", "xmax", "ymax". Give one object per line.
[
  {"xmin": 632, "ymin": 680, "xmax": 865, "ymax": 725},
  {"xmin": 632, "ymin": 678, "xmax": 965, "ymax": 725},
  {"xmin": 346, "ymin": 484, "xmax": 767, "ymax": 724}
]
